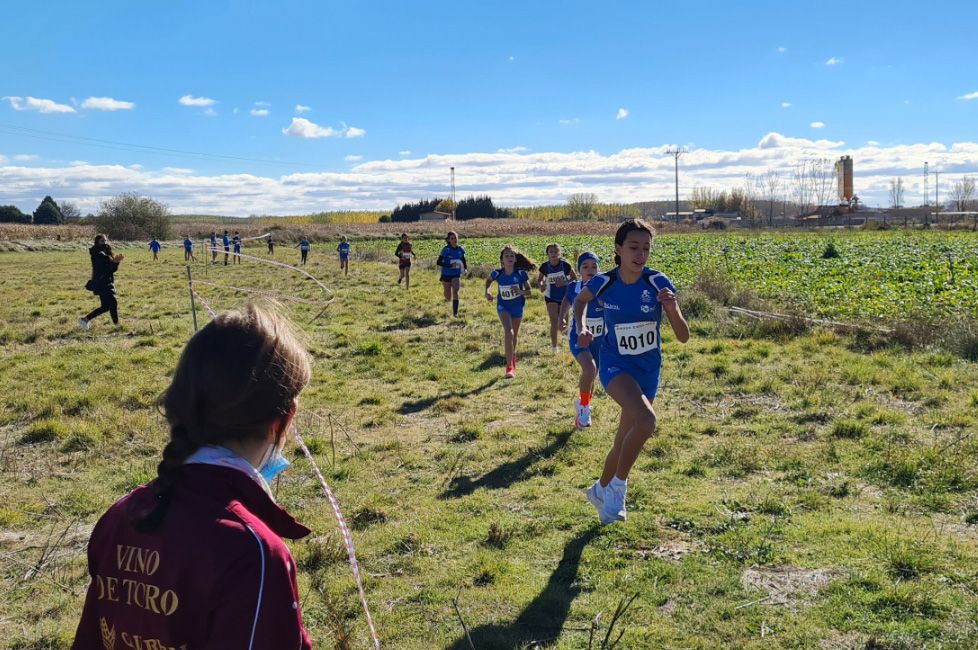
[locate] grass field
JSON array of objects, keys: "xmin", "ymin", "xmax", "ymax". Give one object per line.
[{"xmin": 1, "ymin": 231, "xmax": 977, "ymax": 649}]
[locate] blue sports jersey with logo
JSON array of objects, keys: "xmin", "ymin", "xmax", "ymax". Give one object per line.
[
  {"xmin": 540, "ymin": 260, "xmax": 573, "ymax": 301},
  {"xmin": 490, "ymin": 269, "xmax": 529, "ymax": 305},
  {"xmin": 337, "ymin": 242, "xmax": 349, "ymax": 257},
  {"xmin": 439, "ymin": 245, "xmax": 466, "ymax": 277},
  {"xmin": 584, "ymin": 267, "xmax": 676, "ymax": 379}
]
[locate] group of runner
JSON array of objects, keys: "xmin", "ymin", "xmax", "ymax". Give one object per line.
[{"xmin": 433, "ymin": 219, "xmax": 690, "ymax": 524}]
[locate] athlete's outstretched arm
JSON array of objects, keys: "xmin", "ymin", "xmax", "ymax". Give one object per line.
[
  {"xmin": 658, "ymin": 289, "xmax": 689, "ymax": 343},
  {"xmin": 573, "ymin": 287, "xmax": 595, "ymax": 347},
  {"xmin": 484, "ymin": 277, "xmax": 495, "ymax": 301}
]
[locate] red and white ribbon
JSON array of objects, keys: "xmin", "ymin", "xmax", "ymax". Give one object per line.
[{"xmin": 293, "ymin": 429, "xmax": 381, "ymax": 649}]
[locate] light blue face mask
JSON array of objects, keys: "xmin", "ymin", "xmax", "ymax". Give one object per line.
[{"xmin": 259, "ymin": 444, "xmax": 290, "ymax": 483}]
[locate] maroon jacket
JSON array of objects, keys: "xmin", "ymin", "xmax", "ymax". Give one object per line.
[{"xmin": 72, "ymin": 464, "xmax": 312, "ymax": 649}]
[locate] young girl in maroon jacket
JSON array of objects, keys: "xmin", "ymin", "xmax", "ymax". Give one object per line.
[{"xmin": 73, "ymin": 304, "xmax": 314, "ymax": 649}]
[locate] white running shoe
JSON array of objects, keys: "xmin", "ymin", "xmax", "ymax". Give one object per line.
[
  {"xmin": 578, "ymin": 403, "xmax": 592, "ymax": 428},
  {"xmin": 603, "ymin": 482, "xmax": 627, "ymax": 523},
  {"xmin": 552, "ymin": 345, "xmax": 560, "ymax": 354},
  {"xmin": 78, "ymin": 318, "xmax": 90, "ymax": 331},
  {"xmin": 586, "ymin": 481, "xmax": 605, "ymax": 513}
]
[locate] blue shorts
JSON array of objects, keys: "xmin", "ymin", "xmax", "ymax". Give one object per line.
[
  {"xmin": 599, "ymin": 363, "xmax": 661, "ymax": 401},
  {"xmin": 496, "ymin": 300, "xmax": 524, "ymax": 320},
  {"xmin": 339, "ymin": 254, "xmax": 348, "ymax": 260},
  {"xmin": 233, "ymin": 246, "xmax": 241, "ymax": 253},
  {"xmin": 569, "ymin": 332, "xmax": 601, "ymax": 362}
]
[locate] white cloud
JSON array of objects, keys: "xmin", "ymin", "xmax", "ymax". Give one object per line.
[
  {"xmin": 345, "ymin": 126, "xmax": 366, "ymax": 138},
  {"xmin": 810, "ymin": 121, "xmax": 826, "ymax": 129},
  {"xmin": 5, "ymin": 96, "xmax": 76, "ymax": 113},
  {"xmin": 14, "ymin": 154, "xmax": 40, "ymax": 162},
  {"xmin": 616, "ymin": 108, "xmax": 630, "ymax": 120},
  {"xmin": 81, "ymin": 96, "xmax": 135, "ymax": 111},
  {"xmin": 399, "ymin": 150, "xmax": 412, "ymax": 156},
  {"xmin": 282, "ymin": 117, "xmax": 341, "ymax": 138},
  {"xmin": 179, "ymin": 95, "xmax": 217, "ymax": 107},
  {"xmin": 5, "ymin": 134, "xmax": 975, "ymax": 213},
  {"xmin": 295, "ymin": 104, "xmax": 312, "ymax": 113},
  {"xmin": 254, "ymin": 101, "xmax": 271, "ymax": 107},
  {"xmin": 162, "ymin": 167, "xmax": 194, "ymax": 175},
  {"xmin": 957, "ymin": 91, "xmax": 978, "ymax": 100},
  {"xmin": 559, "ymin": 118, "xmax": 581, "ymax": 125},
  {"xmin": 0, "ymin": 154, "xmax": 7, "ymax": 164},
  {"xmin": 203, "ymin": 107, "xmax": 218, "ymax": 117},
  {"xmin": 825, "ymin": 57, "xmax": 842, "ymax": 66},
  {"xmin": 781, "ymin": 101, "xmax": 792, "ymax": 108},
  {"xmin": 250, "ymin": 109, "xmax": 270, "ymax": 117},
  {"xmin": 497, "ymin": 146, "xmax": 530, "ymax": 154},
  {"xmin": 867, "ymin": 140, "xmax": 880, "ymax": 146},
  {"xmin": 344, "ymin": 155, "xmax": 363, "ymax": 162},
  {"xmin": 777, "ymin": 46, "xmax": 787, "ymax": 54},
  {"xmin": 129, "ymin": 164, "xmax": 143, "ymax": 170},
  {"xmin": 69, "ymin": 160, "xmax": 89, "ymax": 166}
]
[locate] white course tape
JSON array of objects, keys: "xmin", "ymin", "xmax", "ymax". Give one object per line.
[{"xmin": 293, "ymin": 427, "xmax": 381, "ymax": 649}]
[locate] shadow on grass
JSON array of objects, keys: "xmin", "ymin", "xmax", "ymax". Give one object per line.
[
  {"xmin": 382, "ymin": 314, "xmax": 438, "ymax": 331},
  {"xmin": 441, "ymin": 429, "xmax": 573, "ymax": 499},
  {"xmin": 477, "ymin": 348, "xmax": 542, "ymax": 371},
  {"xmin": 447, "ymin": 528, "xmax": 599, "ymax": 650},
  {"xmin": 397, "ymin": 378, "xmax": 500, "ymax": 415}
]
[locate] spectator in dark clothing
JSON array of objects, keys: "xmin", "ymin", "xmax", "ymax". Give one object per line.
[{"xmin": 80, "ymin": 234, "xmax": 124, "ymax": 330}]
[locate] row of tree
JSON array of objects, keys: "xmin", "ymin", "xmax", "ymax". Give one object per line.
[
  {"xmin": 388, "ymin": 195, "xmax": 512, "ymax": 222},
  {"xmin": 0, "ymin": 196, "xmax": 83, "ymax": 224}
]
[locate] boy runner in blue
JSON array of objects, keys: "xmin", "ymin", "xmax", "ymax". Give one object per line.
[
  {"xmin": 183, "ymin": 237, "xmax": 196, "ymax": 262},
  {"xmin": 436, "ymin": 231, "xmax": 467, "ymax": 316},
  {"xmin": 149, "ymin": 238, "xmax": 161, "ymax": 261},
  {"xmin": 209, "ymin": 232, "xmax": 218, "ymax": 264},
  {"xmin": 297, "ymin": 237, "xmax": 311, "ymax": 266},
  {"xmin": 232, "ymin": 232, "xmax": 241, "ymax": 265},
  {"xmin": 484, "ymin": 245, "xmax": 536, "ymax": 378},
  {"xmin": 574, "ymin": 219, "xmax": 689, "ymax": 525},
  {"xmin": 337, "ymin": 236, "xmax": 351, "ymax": 275},
  {"xmin": 562, "ymin": 252, "xmax": 603, "ymax": 429},
  {"xmin": 536, "ymin": 244, "xmax": 576, "ymax": 353},
  {"xmin": 222, "ymin": 230, "xmax": 231, "ymax": 266}
]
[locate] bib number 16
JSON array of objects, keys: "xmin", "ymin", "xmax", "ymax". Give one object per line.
[{"xmin": 615, "ymin": 321, "xmax": 658, "ymax": 355}]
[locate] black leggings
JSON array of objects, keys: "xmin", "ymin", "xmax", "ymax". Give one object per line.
[{"xmin": 86, "ymin": 292, "xmax": 118, "ymax": 324}]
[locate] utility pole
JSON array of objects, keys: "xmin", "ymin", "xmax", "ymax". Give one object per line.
[
  {"xmin": 934, "ymin": 171, "xmax": 940, "ymax": 227},
  {"xmin": 666, "ymin": 148, "xmax": 687, "ymax": 224},
  {"xmin": 450, "ymin": 166, "xmax": 456, "ymax": 221},
  {"xmin": 923, "ymin": 161, "xmax": 929, "ymax": 207}
]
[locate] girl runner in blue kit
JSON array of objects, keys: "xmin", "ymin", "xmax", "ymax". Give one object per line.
[
  {"xmin": 337, "ymin": 236, "xmax": 351, "ymax": 275},
  {"xmin": 573, "ymin": 219, "xmax": 689, "ymax": 524},
  {"xmin": 562, "ymin": 251, "xmax": 603, "ymax": 429},
  {"xmin": 536, "ymin": 244, "xmax": 576, "ymax": 353},
  {"xmin": 436, "ymin": 231, "xmax": 467, "ymax": 317},
  {"xmin": 484, "ymin": 245, "xmax": 536, "ymax": 378}
]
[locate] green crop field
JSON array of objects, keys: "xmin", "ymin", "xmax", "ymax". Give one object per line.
[{"xmin": 1, "ymin": 230, "xmax": 977, "ymax": 649}]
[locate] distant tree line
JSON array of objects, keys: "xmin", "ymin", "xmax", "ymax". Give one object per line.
[
  {"xmin": 0, "ymin": 195, "xmax": 81, "ymax": 224},
  {"xmin": 388, "ymin": 195, "xmax": 511, "ymax": 222}
]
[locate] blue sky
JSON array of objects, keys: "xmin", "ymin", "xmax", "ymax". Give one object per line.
[{"xmin": 2, "ymin": 0, "xmax": 977, "ymax": 214}]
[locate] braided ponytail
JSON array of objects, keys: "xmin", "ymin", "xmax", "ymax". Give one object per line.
[{"xmin": 136, "ymin": 424, "xmax": 201, "ymax": 532}]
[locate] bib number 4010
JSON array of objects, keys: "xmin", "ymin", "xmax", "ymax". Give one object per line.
[{"xmin": 615, "ymin": 321, "xmax": 658, "ymax": 355}]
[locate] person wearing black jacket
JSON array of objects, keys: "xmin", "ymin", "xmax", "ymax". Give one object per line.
[{"xmin": 79, "ymin": 234, "xmax": 124, "ymax": 330}]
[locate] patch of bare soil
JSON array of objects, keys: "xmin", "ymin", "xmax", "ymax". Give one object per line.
[{"xmin": 741, "ymin": 565, "xmax": 841, "ymax": 608}]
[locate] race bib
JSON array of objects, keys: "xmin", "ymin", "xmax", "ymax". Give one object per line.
[
  {"xmin": 498, "ymin": 284, "xmax": 522, "ymax": 300},
  {"xmin": 586, "ymin": 316, "xmax": 605, "ymax": 338},
  {"xmin": 451, "ymin": 259, "xmax": 463, "ymax": 269},
  {"xmin": 401, "ymin": 252, "xmax": 413, "ymax": 260},
  {"xmin": 546, "ymin": 272, "xmax": 567, "ymax": 286},
  {"xmin": 615, "ymin": 321, "xmax": 658, "ymax": 355}
]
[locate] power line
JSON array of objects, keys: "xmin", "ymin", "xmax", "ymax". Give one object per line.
[{"xmin": 0, "ymin": 122, "xmax": 327, "ymax": 169}]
